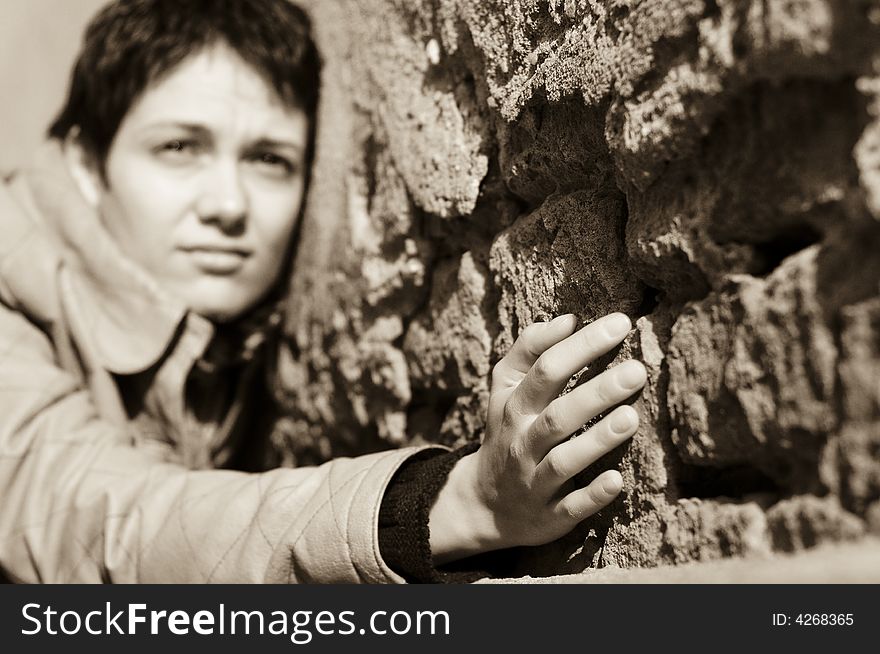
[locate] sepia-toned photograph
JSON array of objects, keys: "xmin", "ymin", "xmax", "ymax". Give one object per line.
[{"xmin": 0, "ymin": 0, "xmax": 878, "ymax": 599}]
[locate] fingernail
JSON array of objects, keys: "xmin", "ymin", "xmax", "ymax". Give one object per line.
[
  {"xmin": 602, "ymin": 474, "xmax": 622, "ymax": 495},
  {"xmin": 603, "ymin": 313, "xmax": 631, "ymax": 338},
  {"xmin": 610, "ymin": 408, "xmax": 635, "ymax": 435},
  {"xmin": 617, "ymin": 360, "xmax": 647, "ymax": 390}
]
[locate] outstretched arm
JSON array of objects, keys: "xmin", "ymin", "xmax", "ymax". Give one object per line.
[{"xmin": 0, "ymin": 298, "xmax": 435, "ymax": 583}]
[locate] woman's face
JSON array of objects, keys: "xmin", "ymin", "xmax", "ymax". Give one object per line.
[{"xmin": 91, "ymin": 44, "xmax": 309, "ymax": 322}]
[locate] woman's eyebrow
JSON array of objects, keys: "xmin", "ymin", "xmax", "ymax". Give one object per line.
[
  {"xmin": 138, "ymin": 122, "xmax": 212, "ymax": 138},
  {"xmin": 249, "ymin": 137, "xmax": 304, "ymax": 157}
]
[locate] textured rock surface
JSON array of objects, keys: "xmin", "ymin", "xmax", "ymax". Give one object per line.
[
  {"xmin": 481, "ymin": 538, "xmax": 880, "ymax": 583},
  {"xmin": 273, "ymin": 0, "xmax": 880, "ymax": 575}
]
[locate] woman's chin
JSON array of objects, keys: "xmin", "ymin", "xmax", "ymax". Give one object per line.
[
  {"xmin": 180, "ymin": 290, "xmax": 258, "ymax": 324},
  {"xmin": 163, "ymin": 274, "xmax": 277, "ymax": 324}
]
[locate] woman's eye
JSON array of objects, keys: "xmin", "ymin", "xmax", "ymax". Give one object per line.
[
  {"xmin": 154, "ymin": 139, "xmax": 199, "ymax": 158},
  {"xmin": 252, "ymin": 152, "xmax": 295, "ymax": 175}
]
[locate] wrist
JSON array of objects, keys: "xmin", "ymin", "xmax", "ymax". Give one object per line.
[{"xmin": 428, "ymin": 452, "xmax": 498, "ymax": 564}]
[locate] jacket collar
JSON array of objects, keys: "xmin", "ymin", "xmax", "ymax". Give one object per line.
[{"xmin": 15, "ymin": 141, "xmax": 209, "ymax": 374}]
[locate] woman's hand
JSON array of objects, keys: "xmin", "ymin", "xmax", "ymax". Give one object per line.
[{"xmin": 428, "ymin": 312, "xmax": 646, "ymax": 563}]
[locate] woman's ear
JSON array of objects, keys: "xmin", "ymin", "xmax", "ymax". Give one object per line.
[{"xmin": 61, "ymin": 128, "xmax": 103, "ymax": 208}]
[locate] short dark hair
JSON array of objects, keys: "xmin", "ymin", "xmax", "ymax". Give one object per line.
[{"xmin": 49, "ymin": 0, "xmax": 321, "ymax": 168}]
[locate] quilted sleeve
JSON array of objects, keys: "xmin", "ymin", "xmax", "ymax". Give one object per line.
[{"xmin": 0, "ymin": 299, "xmax": 434, "ymax": 583}]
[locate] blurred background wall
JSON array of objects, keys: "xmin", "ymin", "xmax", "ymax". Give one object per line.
[{"xmin": 0, "ymin": 0, "xmax": 107, "ymax": 173}]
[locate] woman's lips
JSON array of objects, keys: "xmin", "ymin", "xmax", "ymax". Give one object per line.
[{"xmin": 179, "ymin": 245, "xmax": 251, "ymax": 275}]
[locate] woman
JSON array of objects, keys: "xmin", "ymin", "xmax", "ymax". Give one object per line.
[{"xmin": 0, "ymin": 0, "xmax": 646, "ymax": 583}]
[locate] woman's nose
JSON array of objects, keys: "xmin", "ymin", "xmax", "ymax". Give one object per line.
[{"xmin": 196, "ymin": 160, "xmax": 248, "ymax": 230}]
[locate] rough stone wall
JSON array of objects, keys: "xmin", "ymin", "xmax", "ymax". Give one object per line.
[{"xmin": 273, "ymin": 0, "xmax": 880, "ymax": 575}]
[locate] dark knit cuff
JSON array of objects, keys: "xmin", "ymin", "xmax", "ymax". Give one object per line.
[{"xmin": 378, "ymin": 442, "xmax": 519, "ymax": 583}]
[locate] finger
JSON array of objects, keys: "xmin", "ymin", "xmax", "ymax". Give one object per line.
[
  {"xmin": 533, "ymin": 405, "xmax": 638, "ymax": 490},
  {"xmin": 526, "ymin": 359, "xmax": 646, "ymax": 455},
  {"xmin": 491, "ymin": 314, "xmax": 578, "ymax": 392},
  {"xmin": 554, "ymin": 470, "xmax": 623, "ymax": 525},
  {"xmin": 511, "ymin": 312, "xmax": 632, "ymax": 415}
]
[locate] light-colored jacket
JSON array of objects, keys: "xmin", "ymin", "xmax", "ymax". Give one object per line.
[{"xmin": 0, "ymin": 143, "xmax": 434, "ymax": 583}]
